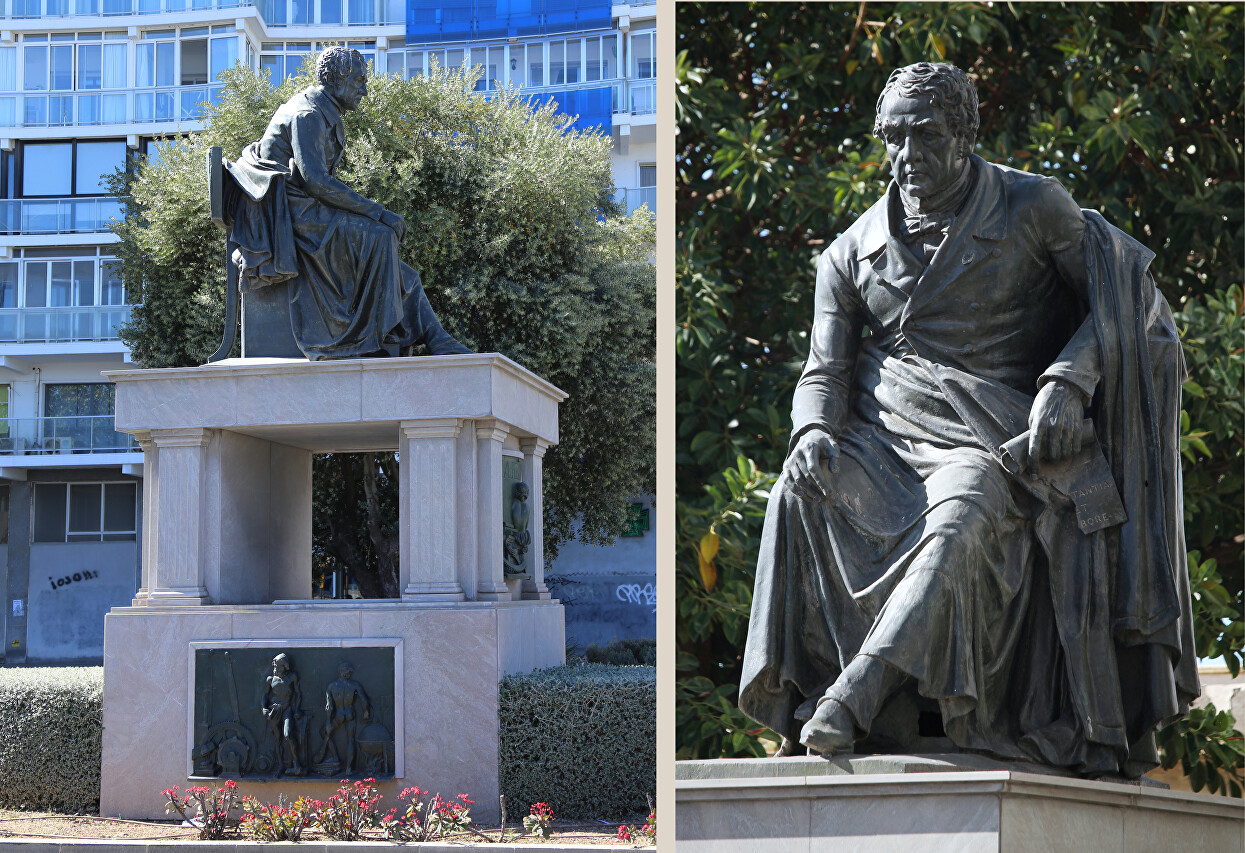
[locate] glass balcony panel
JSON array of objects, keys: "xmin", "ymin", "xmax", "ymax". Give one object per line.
[
  {"xmin": 49, "ymin": 94, "xmax": 73, "ymax": 124},
  {"xmin": 78, "ymin": 92, "xmax": 101, "ymax": 124},
  {"xmin": 155, "ymin": 90, "xmax": 174, "ymax": 119},
  {"xmin": 0, "ymin": 306, "xmax": 132, "ymax": 343},
  {"xmin": 22, "ymin": 200, "xmax": 60, "ymax": 234},
  {"xmin": 23, "ymin": 95, "xmax": 46, "ymax": 125},
  {"xmin": 2, "ymin": 198, "xmax": 121, "ymax": 234}
]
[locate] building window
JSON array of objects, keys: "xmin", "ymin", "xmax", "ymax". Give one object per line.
[
  {"xmin": 34, "ymin": 481, "xmax": 137, "ymax": 543},
  {"xmin": 261, "ymin": 41, "xmax": 375, "ymax": 85},
  {"xmin": 639, "ymin": 163, "xmax": 656, "ymax": 188},
  {"xmin": 19, "ymin": 139, "xmax": 126, "ymax": 197},
  {"xmin": 630, "ymin": 30, "xmax": 655, "ymax": 79},
  {"xmin": 0, "ymin": 252, "xmax": 130, "ymax": 343},
  {"xmin": 45, "ymin": 382, "xmax": 114, "ymax": 419}
]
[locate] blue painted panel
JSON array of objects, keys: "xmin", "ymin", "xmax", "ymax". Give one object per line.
[
  {"xmin": 407, "ymin": 0, "xmax": 609, "ymax": 43},
  {"xmin": 547, "ymin": 85, "xmax": 611, "ymax": 133},
  {"xmin": 574, "ymin": 0, "xmax": 611, "ymax": 31},
  {"xmin": 407, "ymin": 0, "xmax": 472, "ymax": 42}
]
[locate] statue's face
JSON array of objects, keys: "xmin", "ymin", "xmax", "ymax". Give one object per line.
[
  {"xmin": 334, "ymin": 61, "xmax": 368, "ymax": 112},
  {"xmin": 877, "ymin": 92, "xmax": 966, "ymax": 200}
]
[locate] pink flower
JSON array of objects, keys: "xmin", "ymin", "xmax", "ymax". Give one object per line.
[{"xmin": 617, "ymin": 825, "xmax": 632, "ymax": 841}]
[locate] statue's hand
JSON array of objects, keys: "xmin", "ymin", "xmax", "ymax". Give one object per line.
[
  {"xmin": 1027, "ymin": 380, "xmax": 1086, "ymax": 472},
  {"xmin": 784, "ymin": 427, "xmax": 840, "ymax": 502},
  {"xmin": 381, "ymin": 209, "xmax": 407, "ymax": 242}
]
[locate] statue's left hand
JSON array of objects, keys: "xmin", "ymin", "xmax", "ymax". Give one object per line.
[{"xmin": 1027, "ymin": 380, "xmax": 1086, "ymax": 472}]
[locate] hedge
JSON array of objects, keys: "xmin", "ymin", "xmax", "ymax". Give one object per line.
[
  {"xmin": 0, "ymin": 664, "xmax": 655, "ymax": 820},
  {"xmin": 499, "ymin": 664, "xmax": 656, "ymax": 819},
  {"xmin": 0, "ymin": 667, "xmax": 103, "ymax": 812}
]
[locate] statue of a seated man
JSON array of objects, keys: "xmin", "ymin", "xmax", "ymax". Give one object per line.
[
  {"xmin": 222, "ymin": 45, "xmax": 470, "ymax": 360},
  {"xmin": 739, "ymin": 62, "xmax": 1198, "ymax": 778}
]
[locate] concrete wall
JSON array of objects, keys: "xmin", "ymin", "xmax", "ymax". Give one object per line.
[
  {"xmin": 27, "ymin": 541, "xmax": 138, "ymax": 663},
  {"xmin": 548, "ymin": 495, "xmax": 656, "ymax": 647}
]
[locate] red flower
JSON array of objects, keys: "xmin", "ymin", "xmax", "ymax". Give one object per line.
[{"xmin": 617, "ymin": 824, "xmax": 632, "ymax": 841}]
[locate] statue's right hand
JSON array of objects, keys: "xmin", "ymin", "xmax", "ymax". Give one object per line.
[{"xmin": 784, "ymin": 428, "xmax": 840, "ymax": 502}]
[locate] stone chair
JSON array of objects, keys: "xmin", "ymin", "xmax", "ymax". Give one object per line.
[{"xmin": 206, "ymin": 145, "xmax": 301, "ymax": 361}]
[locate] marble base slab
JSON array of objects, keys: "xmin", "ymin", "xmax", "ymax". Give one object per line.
[
  {"xmin": 676, "ymin": 757, "xmax": 1244, "ymax": 853},
  {"xmin": 101, "ymin": 600, "xmax": 564, "ymax": 823}
]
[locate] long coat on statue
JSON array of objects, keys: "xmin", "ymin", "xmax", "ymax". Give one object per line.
[{"xmin": 738, "ymin": 155, "xmax": 1199, "ymax": 776}]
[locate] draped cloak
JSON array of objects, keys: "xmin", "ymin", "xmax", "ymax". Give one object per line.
[
  {"xmin": 738, "ymin": 158, "xmax": 1199, "ymax": 776},
  {"xmin": 222, "ymin": 86, "xmax": 429, "ymax": 360}
]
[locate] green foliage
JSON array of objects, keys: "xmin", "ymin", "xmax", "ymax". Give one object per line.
[
  {"xmin": 498, "ymin": 664, "xmax": 654, "ymax": 819},
  {"xmin": 583, "ymin": 637, "xmax": 657, "ymax": 666},
  {"xmin": 111, "ymin": 59, "xmax": 655, "ymax": 587},
  {"xmin": 676, "ymin": 0, "xmax": 1244, "ymax": 775},
  {"xmin": 1156, "ymin": 702, "xmax": 1244, "ymax": 797},
  {"xmin": 0, "ymin": 667, "xmax": 103, "ymax": 812}
]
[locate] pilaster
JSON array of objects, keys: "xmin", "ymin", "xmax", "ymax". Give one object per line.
[
  {"xmin": 145, "ymin": 428, "xmax": 211, "ymax": 606},
  {"xmin": 519, "ymin": 437, "xmax": 551, "ymax": 600},
  {"xmin": 400, "ymin": 419, "xmax": 466, "ymax": 601},
  {"xmin": 475, "ymin": 420, "xmax": 512, "ymax": 601}
]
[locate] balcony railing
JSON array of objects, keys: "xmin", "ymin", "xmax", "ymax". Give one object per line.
[
  {"xmin": 617, "ymin": 186, "xmax": 654, "ymax": 217},
  {"xmin": 0, "ymin": 0, "xmax": 401, "ymax": 21},
  {"xmin": 254, "ymin": 0, "xmax": 403, "ymax": 25},
  {"xmin": 0, "ymin": 415, "xmax": 137, "ymax": 455},
  {"xmin": 0, "ymin": 198, "xmax": 122, "ymax": 236},
  {"xmin": 0, "ymin": 305, "xmax": 132, "ymax": 342},
  {"xmin": 624, "ymin": 78, "xmax": 654, "ymax": 115},
  {"xmin": 0, "ymin": 0, "xmax": 252, "ymax": 18},
  {"xmin": 0, "ymin": 85, "xmax": 223, "ymax": 128}
]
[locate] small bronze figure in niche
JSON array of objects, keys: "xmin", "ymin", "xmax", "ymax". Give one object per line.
[
  {"xmin": 261, "ymin": 653, "xmax": 308, "ymax": 777},
  {"xmin": 503, "ymin": 481, "xmax": 532, "ymax": 576},
  {"xmin": 314, "ymin": 660, "xmax": 372, "ymax": 775}
]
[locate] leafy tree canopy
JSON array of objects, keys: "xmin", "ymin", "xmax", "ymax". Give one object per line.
[
  {"xmin": 675, "ymin": 1, "xmax": 1243, "ymax": 794},
  {"xmin": 112, "ymin": 57, "xmax": 656, "ymax": 595}
]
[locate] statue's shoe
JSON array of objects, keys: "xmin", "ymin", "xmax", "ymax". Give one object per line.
[
  {"xmin": 799, "ymin": 696, "xmax": 856, "ymax": 755},
  {"xmin": 423, "ymin": 323, "xmax": 473, "ymax": 355}
]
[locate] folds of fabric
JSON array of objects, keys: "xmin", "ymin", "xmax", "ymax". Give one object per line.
[{"xmin": 740, "ymin": 217, "xmax": 1196, "ymax": 776}]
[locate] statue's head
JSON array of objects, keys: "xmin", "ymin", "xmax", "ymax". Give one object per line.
[
  {"xmin": 873, "ymin": 62, "xmax": 978, "ymax": 200},
  {"xmin": 513, "ymin": 482, "xmax": 529, "ymax": 501},
  {"xmin": 318, "ymin": 46, "xmax": 368, "ymax": 112},
  {"xmin": 338, "ymin": 660, "xmax": 354, "ymax": 677},
  {"xmin": 272, "ymin": 653, "xmax": 291, "ymax": 673}
]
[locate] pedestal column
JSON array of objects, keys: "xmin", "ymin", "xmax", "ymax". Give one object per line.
[
  {"xmin": 475, "ymin": 420, "xmax": 512, "ymax": 601},
  {"xmin": 131, "ymin": 431, "xmax": 152, "ymax": 606},
  {"xmin": 519, "ymin": 438, "xmax": 551, "ymax": 600},
  {"xmin": 400, "ymin": 419, "xmax": 466, "ymax": 601},
  {"xmin": 145, "ymin": 428, "xmax": 211, "ymax": 606}
]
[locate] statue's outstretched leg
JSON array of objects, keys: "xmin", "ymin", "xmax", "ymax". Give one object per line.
[
  {"xmin": 800, "ymin": 654, "xmax": 906, "ymax": 755},
  {"xmin": 405, "ymin": 279, "xmax": 472, "ymax": 356}
]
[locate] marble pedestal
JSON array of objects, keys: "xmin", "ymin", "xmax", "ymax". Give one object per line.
[
  {"xmin": 676, "ymin": 757, "xmax": 1245, "ymax": 853},
  {"xmin": 99, "ymin": 355, "xmax": 568, "ymax": 821}
]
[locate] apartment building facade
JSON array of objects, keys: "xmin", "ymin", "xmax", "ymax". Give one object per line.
[{"xmin": 0, "ymin": 0, "xmax": 656, "ymax": 664}]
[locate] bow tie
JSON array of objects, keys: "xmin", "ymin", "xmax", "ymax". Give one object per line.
[{"xmin": 904, "ymin": 211, "xmax": 955, "ymax": 238}]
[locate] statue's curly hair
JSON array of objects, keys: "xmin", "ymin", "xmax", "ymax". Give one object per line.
[
  {"xmin": 873, "ymin": 62, "xmax": 979, "ymax": 158},
  {"xmin": 316, "ymin": 45, "xmax": 364, "ymax": 87}
]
